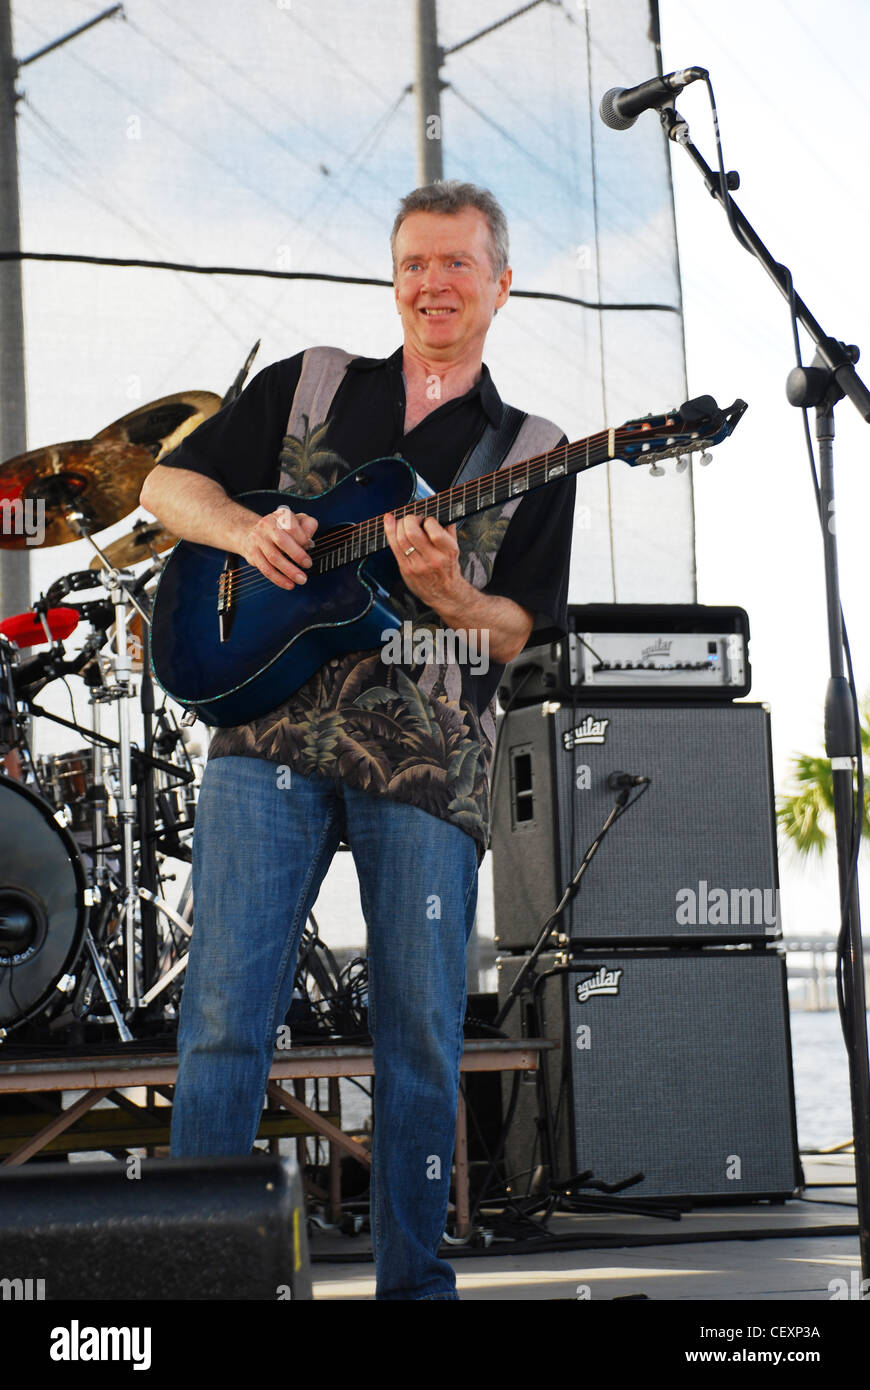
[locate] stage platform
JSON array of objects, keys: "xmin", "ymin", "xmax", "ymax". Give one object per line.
[
  {"xmin": 310, "ymin": 1151, "xmax": 860, "ymax": 1302},
  {"xmin": 0, "ymin": 1042, "xmax": 860, "ymax": 1304}
]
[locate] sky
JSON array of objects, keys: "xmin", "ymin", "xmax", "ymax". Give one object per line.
[
  {"xmin": 3, "ymin": 0, "xmax": 868, "ymax": 950},
  {"xmin": 658, "ymin": 0, "xmax": 870, "ymax": 941}
]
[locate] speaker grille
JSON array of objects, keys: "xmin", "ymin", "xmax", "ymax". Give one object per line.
[
  {"xmin": 566, "ymin": 952, "xmax": 800, "ymax": 1199},
  {"xmin": 492, "ymin": 703, "xmax": 780, "ymax": 948}
]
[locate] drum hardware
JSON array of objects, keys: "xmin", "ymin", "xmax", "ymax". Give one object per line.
[
  {"xmin": 136, "ymin": 887, "xmax": 191, "ymax": 1009},
  {"xmin": 74, "ymin": 554, "xmax": 194, "ymax": 1022},
  {"xmin": 0, "ymin": 634, "xmax": 23, "ymax": 756},
  {"xmin": 2, "ymin": 585, "xmax": 195, "ymax": 1038},
  {"xmin": 88, "ymin": 519, "xmax": 178, "ymax": 572},
  {"xmin": 0, "ymin": 391, "xmax": 216, "ymax": 1041},
  {"xmin": 46, "ymin": 567, "xmax": 105, "ymax": 606},
  {"xmin": 83, "ymin": 924, "xmax": 133, "ymax": 1043}
]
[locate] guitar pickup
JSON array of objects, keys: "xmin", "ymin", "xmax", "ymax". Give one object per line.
[{"xmin": 217, "ymin": 553, "xmax": 238, "ymax": 643}]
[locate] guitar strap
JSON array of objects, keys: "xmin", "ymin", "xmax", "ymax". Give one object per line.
[{"xmin": 450, "ymin": 404, "xmax": 527, "ymax": 488}]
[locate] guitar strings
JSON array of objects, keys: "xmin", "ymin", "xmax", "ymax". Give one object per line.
[
  {"xmin": 214, "ymin": 427, "xmax": 657, "ymax": 602},
  {"xmin": 212, "ymin": 425, "xmax": 667, "ymax": 604},
  {"xmin": 215, "ymin": 446, "xmax": 598, "ymax": 603}
]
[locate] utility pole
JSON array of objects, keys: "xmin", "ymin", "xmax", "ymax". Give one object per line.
[
  {"xmin": 414, "ymin": 0, "xmax": 443, "ymax": 185},
  {"xmin": 0, "ymin": 3, "xmax": 123, "ymax": 616},
  {"xmin": 413, "ymin": 0, "xmax": 554, "ymax": 188},
  {"xmin": 0, "ymin": 0, "xmax": 28, "ymax": 615}
]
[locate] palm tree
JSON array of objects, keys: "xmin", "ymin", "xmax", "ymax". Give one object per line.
[
  {"xmin": 278, "ymin": 415, "xmax": 347, "ymax": 495},
  {"xmin": 777, "ymin": 696, "xmax": 870, "ymax": 857}
]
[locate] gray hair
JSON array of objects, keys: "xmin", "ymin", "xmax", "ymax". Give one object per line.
[{"xmin": 390, "ymin": 180, "xmax": 509, "ymax": 278}]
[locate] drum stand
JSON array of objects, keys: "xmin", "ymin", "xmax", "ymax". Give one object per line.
[
  {"xmin": 86, "ymin": 541, "xmax": 197, "ymax": 1036},
  {"xmin": 85, "ymin": 542, "xmax": 148, "ymax": 1016}
]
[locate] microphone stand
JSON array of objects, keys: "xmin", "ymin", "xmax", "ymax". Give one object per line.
[{"xmin": 661, "ymin": 98, "xmax": 870, "ymax": 1280}]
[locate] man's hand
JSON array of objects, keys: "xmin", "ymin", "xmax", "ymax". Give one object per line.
[
  {"xmin": 139, "ymin": 467, "xmax": 319, "ymax": 587},
  {"xmin": 242, "ymin": 506, "xmax": 318, "ymax": 590},
  {"xmin": 383, "ymin": 510, "xmax": 463, "ymax": 610},
  {"xmin": 383, "ymin": 509, "xmax": 534, "ymax": 664}
]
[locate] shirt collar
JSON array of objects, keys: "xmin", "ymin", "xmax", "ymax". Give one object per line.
[{"xmin": 347, "ymin": 346, "xmax": 504, "ymax": 427}]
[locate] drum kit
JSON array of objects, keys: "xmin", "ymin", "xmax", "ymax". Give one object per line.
[{"xmin": 0, "ymin": 389, "xmax": 223, "ymax": 1046}]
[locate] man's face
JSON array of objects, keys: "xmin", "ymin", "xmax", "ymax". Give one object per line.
[{"xmin": 393, "ymin": 207, "xmax": 511, "ymax": 363}]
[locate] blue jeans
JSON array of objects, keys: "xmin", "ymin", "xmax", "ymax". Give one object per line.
[{"xmin": 170, "ymin": 756, "xmax": 478, "ymax": 1300}]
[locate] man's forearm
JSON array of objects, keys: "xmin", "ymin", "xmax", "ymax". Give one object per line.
[
  {"xmin": 139, "ymin": 465, "xmax": 259, "ymax": 553},
  {"xmin": 430, "ymin": 579, "xmax": 533, "ymax": 666}
]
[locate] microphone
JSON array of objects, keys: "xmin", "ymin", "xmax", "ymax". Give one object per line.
[
  {"xmin": 599, "ymin": 67, "xmax": 708, "ymax": 130},
  {"xmin": 607, "ymin": 771, "xmax": 651, "ymax": 790}
]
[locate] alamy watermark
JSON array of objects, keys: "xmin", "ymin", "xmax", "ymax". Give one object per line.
[
  {"xmin": 675, "ymin": 881, "xmax": 780, "ymax": 928},
  {"xmin": 1, "ymin": 1276, "xmax": 45, "ymax": 1300},
  {"xmin": 0, "ymin": 498, "xmax": 45, "ymax": 546},
  {"xmin": 381, "ymin": 621, "xmax": 489, "ymax": 676}
]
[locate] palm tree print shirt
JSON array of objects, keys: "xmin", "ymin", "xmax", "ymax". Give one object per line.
[{"xmin": 159, "ymin": 347, "xmax": 576, "ymax": 859}]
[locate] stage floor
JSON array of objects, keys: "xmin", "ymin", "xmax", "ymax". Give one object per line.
[{"xmin": 310, "ymin": 1151, "xmax": 860, "ymax": 1302}]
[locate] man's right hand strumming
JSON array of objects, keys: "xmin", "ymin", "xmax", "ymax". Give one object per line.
[
  {"xmin": 241, "ymin": 506, "xmax": 318, "ymax": 590},
  {"xmin": 139, "ymin": 465, "xmax": 317, "ymax": 591}
]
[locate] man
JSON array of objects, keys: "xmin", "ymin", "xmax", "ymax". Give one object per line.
[{"xmin": 140, "ymin": 180, "xmax": 576, "ymax": 1300}]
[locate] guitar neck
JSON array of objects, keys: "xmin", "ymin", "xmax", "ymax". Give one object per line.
[{"xmin": 308, "ymin": 428, "xmax": 616, "ymax": 576}]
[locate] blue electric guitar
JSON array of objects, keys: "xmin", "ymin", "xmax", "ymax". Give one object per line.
[{"xmin": 149, "ymin": 394, "xmax": 747, "ymax": 726}]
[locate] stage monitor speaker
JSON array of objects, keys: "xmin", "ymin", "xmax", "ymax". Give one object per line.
[
  {"xmin": 0, "ymin": 1154, "xmax": 312, "ymax": 1300},
  {"xmin": 498, "ymin": 948, "xmax": 802, "ymax": 1203},
  {"xmin": 491, "ymin": 701, "xmax": 780, "ymax": 950}
]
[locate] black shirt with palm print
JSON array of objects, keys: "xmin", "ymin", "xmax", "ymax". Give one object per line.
[{"xmin": 160, "ymin": 346, "xmax": 576, "ymax": 857}]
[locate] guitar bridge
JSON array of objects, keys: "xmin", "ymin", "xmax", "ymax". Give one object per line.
[{"xmin": 217, "ymin": 554, "xmax": 238, "ymax": 643}]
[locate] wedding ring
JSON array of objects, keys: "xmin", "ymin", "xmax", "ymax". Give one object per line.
[{"xmin": 404, "ymin": 546, "xmax": 416, "ymax": 556}]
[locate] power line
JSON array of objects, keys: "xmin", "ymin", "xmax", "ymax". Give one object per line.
[
  {"xmin": 257, "ymin": 88, "xmax": 412, "ymax": 341},
  {"xmin": 442, "ymin": 0, "xmax": 556, "ymax": 57},
  {"xmin": 280, "ymin": 1, "xmax": 398, "ymax": 106},
  {"xmin": 777, "ymin": 0, "xmax": 870, "ymax": 123},
  {"xmin": 18, "ymin": 115, "xmax": 315, "ymax": 395},
  {"xmin": 149, "ymin": 0, "xmax": 390, "ymax": 187},
  {"xmin": 19, "ymin": 99, "xmax": 263, "ymax": 356},
  {"xmin": 124, "ymin": 14, "xmax": 329, "ymax": 185},
  {"xmin": 286, "ymin": 88, "xmax": 412, "ymax": 267},
  {"xmin": 0, "ymin": 249, "xmax": 680, "ymax": 313},
  {"xmin": 449, "ymin": 84, "xmax": 569, "ymax": 188},
  {"xmin": 127, "ymin": 1, "xmax": 413, "ymax": 334},
  {"xmin": 17, "ymin": 23, "xmax": 377, "ymax": 278}
]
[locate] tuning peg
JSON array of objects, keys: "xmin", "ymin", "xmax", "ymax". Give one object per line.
[
  {"xmin": 648, "ymin": 461, "xmax": 665, "ymax": 477},
  {"xmin": 699, "ymin": 451, "xmax": 713, "ymax": 466},
  {"xmin": 675, "ymin": 455, "xmax": 690, "ymax": 473}
]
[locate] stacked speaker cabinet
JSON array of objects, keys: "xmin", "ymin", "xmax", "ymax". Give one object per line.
[
  {"xmin": 491, "ymin": 697, "xmax": 802, "ymax": 1202},
  {"xmin": 492, "ymin": 701, "xmax": 780, "ymax": 949}
]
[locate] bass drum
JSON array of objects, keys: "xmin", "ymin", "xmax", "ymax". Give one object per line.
[{"xmin": 0, "ymin": 775, "xmax": 88, "ymax": 1032}]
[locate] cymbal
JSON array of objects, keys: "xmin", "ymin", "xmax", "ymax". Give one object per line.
[
  {"xmin": 89, "ymin": 520, "xmax": 177, "ymax": 570},
  {"xmin": 93, "ymin": 390, "xmax": 221, "ymax": 463},
  {"xmin": 0, "ymin": 390, "xmax": 221, "ymax": 549}
]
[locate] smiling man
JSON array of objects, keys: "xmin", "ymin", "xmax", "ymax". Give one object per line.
[{"xmin": 140, "ymin": 180, "xmax": 576, "ymax": 1301}]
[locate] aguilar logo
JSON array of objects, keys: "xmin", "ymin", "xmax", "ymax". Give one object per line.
[
  {"xmin": 641, "ymin": 638, "xmax": 672, "ymax": 662},
  {"xmin": 575, "ymin": 966, "xmax": 623, "ymax": 1002},
  {"xmin": 562, "ymin": 715, "xmax": 609, "ymax": 750}
]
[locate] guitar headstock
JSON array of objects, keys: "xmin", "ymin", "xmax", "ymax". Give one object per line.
[{"xmin": 618, "ymin": 395, "xmax": 748, "ymax": 475}]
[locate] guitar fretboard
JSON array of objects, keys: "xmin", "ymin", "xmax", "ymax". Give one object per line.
[{"xmin": 307, "ymin": 429, "xmax": 618, "ymax": 575}]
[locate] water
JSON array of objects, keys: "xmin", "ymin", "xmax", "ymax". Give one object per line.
[{"xmin": 787, "ymin": 1009, "xmax": 857, "ymax": 1152}]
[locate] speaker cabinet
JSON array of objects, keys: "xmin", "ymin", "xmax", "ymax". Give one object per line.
[
  {"xmin": 498, "ymin": 948, "xmax": 801, "ymax": 1202},
  {"xmin": 492, "ymin": 702, "xmax": 780, "ymax": 950},
  {"xmin": 0, "ymin": 1155, "xmax": 312, "ymax": 1300},
  {"xmin": 497, "ymin": 952, "xmax": 571, "ymax": 1185}
]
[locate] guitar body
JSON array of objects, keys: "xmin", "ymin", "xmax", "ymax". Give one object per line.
[
  {"xmin": 150, "ymin": 457, "xmax": 429, "ymax": 727},
  {"xmin": 149, "ymin": 394, "xmax": 747, "ymax": 729}
]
